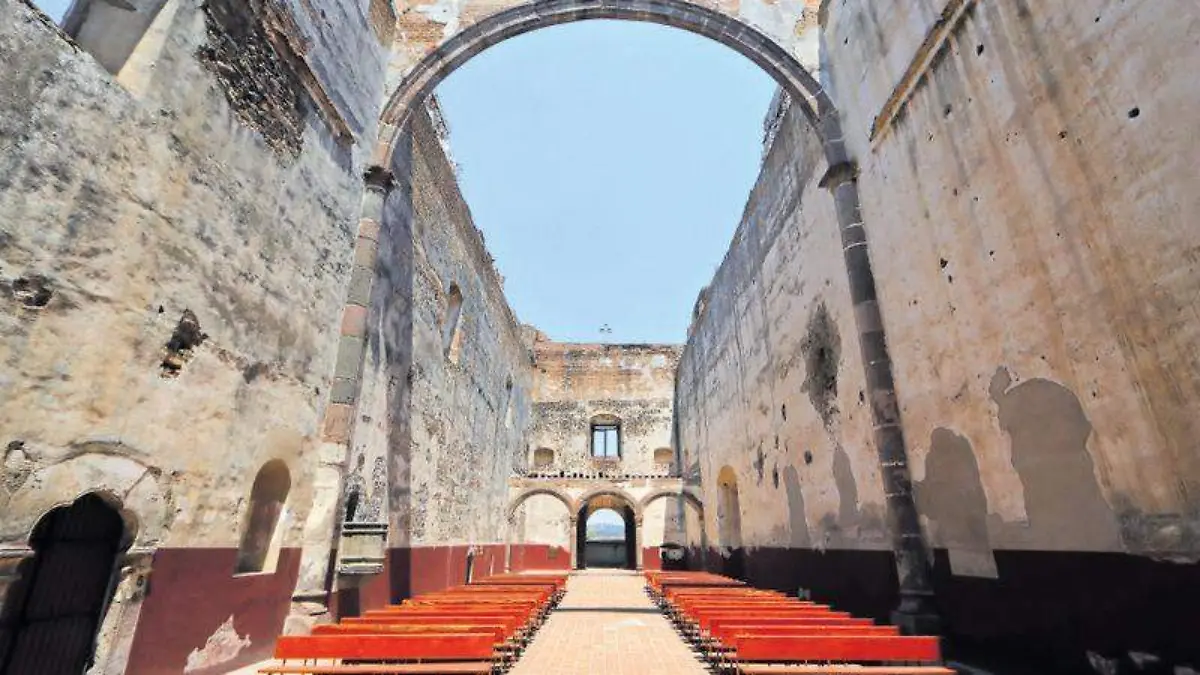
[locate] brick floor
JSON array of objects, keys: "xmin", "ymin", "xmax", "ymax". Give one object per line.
[{"xmin": 508, "ymin": 569, "xmax": 708, "ymax": 675}]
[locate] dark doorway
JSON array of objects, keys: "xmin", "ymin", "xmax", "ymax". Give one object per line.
[
  {"xmin": 0, "ymin": 493, "xmax": 127, "ymax": 675},
  {"xmin": 577, "ymin": 503, "xmax": 635, "ymax": 570}
]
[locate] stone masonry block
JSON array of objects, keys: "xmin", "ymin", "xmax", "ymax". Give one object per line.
[
  {"xmin": 346, "ymin": 265, "xmax": 373, "ymax": 306},
  {"xmin": 341, "ymin": 304, "xmax": 368, "ymax": 337}
]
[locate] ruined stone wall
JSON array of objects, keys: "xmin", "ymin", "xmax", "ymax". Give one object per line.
[
  {"xmin": 822, "ymin": 1, "xmax": 1200, "ymax": 665},
  {"xmin": 675, "ymin": 98, "xmax": 891, "ymax": 581},
  {"xmin": 348, "ymin": 105, "xmax": 535, "ymax": 603},
  {"xmin": 680, "ymin": 0, "xmax": 1200, "ymax": 667},
  {"xmin": 0, "ymin": 0, "xmax": 389, "ymax": 671},
  {"xmin": 824, "ymin": 0, "xmax": 1200, "ymax": 567},
  {"xmin": 530, "ymin": 341, "xmax": 681, "ymax": 475},
  {"xmin": 404, "ymin": 108, "xmax": 533, "ymax": 547}
]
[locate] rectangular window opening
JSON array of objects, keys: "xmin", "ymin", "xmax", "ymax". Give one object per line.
[{"xmin": 591, "ymin": 424, "xmax": 620, "ymax": 459}]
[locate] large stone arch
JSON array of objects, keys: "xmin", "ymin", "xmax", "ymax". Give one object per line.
[
  {"xmin": 575, "ymin": 486, "xmax": 642, "ymax": 521},
  {"xmin": 374, "ymin": 0, "xmax": 850, "ymax": 169},
  {"xmin": 640, "ymin": 488, "xmax": 703, "ymax": 515},
  {"xmin": 505, "ymin": 486, "xmax": 575, "ymax": 522}
]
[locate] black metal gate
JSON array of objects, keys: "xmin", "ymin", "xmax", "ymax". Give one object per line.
[{"xmin": 0, "ymin": 494, "xmax": 124, "ymax": 675}]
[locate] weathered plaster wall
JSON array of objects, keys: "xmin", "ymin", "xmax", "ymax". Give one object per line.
[
  {"xmin": 824, "ymin": 0, "xmax": 1200, "ymax": 563},
  {"xmin": 0, "ymin": 0, "xmax": 389, "ymax": 671},
  {"xmin": 820, "ymin": 0, "xmax": 1200, "ymax": 665},
  {"xmin": 677, "ymin": 100, "xmax": 885, "ymax": 557},
  {"xmin": 679, "ymin": 0, "xmax": 1200, "ymax": 667}
]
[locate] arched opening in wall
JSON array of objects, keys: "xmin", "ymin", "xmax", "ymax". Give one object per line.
[
  {"xmin": 235, "ymin": 459, "xmax": 292, "ymax": 574},
  {"xmin": 576, "ymin": 493, "xmax": 638, "ymax": 570},
  {"xmin": 716, "ymin": 465, "xmax": 744, "ymax": 579},
  {"xmin": 403, "ymin": 16, "xmax": 815, "ymax": 352},
  {"xmin": 653, "ymin": 447, "xmax": 675, "ymax": 473},
  {"xmin": 532, "ymin": 447, "xmax": 556, "ymax": 470},
  {"xmin": 0, "ymin": 493, "xmax": 131, "ymax": 674},
  {"xmin": 641, "ymin": 491, "xmax": 704, "ymax": 570},
  {"xmin": 582, "ymin": 508, "xmax": 628, "ymax": 568},
  {"xmin": 507, "ymin": 492, "xmax": 573, "ymax": 570},
  {"xmin": 590, "ymin": 414, "xmax": 622, "ymax": 460},
  {"xmin": 442, "ymin": 283, "xmax": 465, "ymax": 364}
]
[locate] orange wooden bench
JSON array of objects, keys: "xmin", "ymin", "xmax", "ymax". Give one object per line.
[
  {"xmin": 727, "ymin": 635, "xmax": 949, "ymax": 675},
  {"xmin": 258, "ymin": 633, "xmax": 500, "ymax": 675}
]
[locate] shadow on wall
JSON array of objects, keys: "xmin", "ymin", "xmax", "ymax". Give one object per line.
[
  {"xmin": 989, "ymin": 367, "xmax": 1122, "ymax": 550},
  {"xmin": 917, "ymin": 367, "xmax": 1122, "ymax": 555},
  {"xmin": 782, "ymin": 466, "xmax": 811, "ymax": 548}
]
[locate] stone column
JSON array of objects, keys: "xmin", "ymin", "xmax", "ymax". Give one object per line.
[
  {"xmin": 567, "ymin": 516, "xmax": 578, "ymax": 570},
  {"xmin": 633, "ymin": 515, "xmax": 644, "ymax": 571},
  {"xmin": 88, "ymin": 547, "xmax": 155, "ymax": 675},
  {"xmin": 288, "ymin": 166, "xmax": 395, "ymax": 632},
  {"xmin": 823, "ymin": 163, "xmax": 938, "ymax": 635}
]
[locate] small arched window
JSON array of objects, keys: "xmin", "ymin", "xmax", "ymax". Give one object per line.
[
  {"xmin": 533, "ymin": 448, "xmax": 555, "ymax": 469},
  {"xmin": 443, "ymin": 283, "xmax": 464, "ymax": 363},
  {"xmin": 590, "ymin": 414, "xmax": 621, "ymax": 459},
  {"xmin": 235, "ymin": 460, "xmax": 291, "ymax": 574}
]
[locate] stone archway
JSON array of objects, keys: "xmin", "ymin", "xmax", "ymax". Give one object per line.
[
  {"xmin": 640, "ymin": 488, "xmax": 703, "ymax": 514},
  {"xmin": 575, "ymin": 490, "xmax": 641, "ymax": 571},
  {"xmin": 505, "ymin": 486, "xmax": 575, "ymax": 523},
  {"xmin": 504, "ymin": 487, "xmax": 577, "ymax": 569},
  {"xmin": 375, "ymin": 0, "xmax": 846, "ymax": 167},
  {"xmin": 0, "ymin": 493, "xmax": 131, "ymax": 675}
]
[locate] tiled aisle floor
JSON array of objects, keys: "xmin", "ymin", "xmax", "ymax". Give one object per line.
[{"xmin": 508, "ymin": 569, "xmax": 709, "ymax": 675}]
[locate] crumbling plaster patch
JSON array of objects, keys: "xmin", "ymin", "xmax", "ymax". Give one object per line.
[{"xmin": 184, "ymin": 615, "xmax": 252, "ymax": 672}]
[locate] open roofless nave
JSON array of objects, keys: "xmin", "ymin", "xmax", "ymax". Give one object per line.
[{"xmin": 1, "ymin": 0, "xmax": 1199, "ymax": 673}]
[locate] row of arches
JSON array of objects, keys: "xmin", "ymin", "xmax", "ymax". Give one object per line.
[
  {"xmin": 506, "ymin": 485, "xmax": 701, "ymax": 522},
  {"xmin": 507, "ymin": 486, "xmax": 704, "ymax": 570}
]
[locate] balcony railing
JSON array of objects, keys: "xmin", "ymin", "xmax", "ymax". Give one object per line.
[{"xmin": 517, "ymin": 463, "xmax": 677, "ymax": 480}]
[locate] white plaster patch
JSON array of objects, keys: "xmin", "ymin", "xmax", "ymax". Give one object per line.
[
  {"xmin": 184, "ymin": 615, "xmax": 252, "ymax": 672},
  {"xmin": 414, "ymin": 0, "xmax": 462, "ymax": 39}
]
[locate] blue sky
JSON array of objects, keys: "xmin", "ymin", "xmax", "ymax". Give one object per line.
[
  {"xmin": 34, "ymin": 0, "xmax": 70, "ymax": 20},
  {"xmin": 435, "ymin": 21, "xmax": 774, "ymax": 344},
  {"xmin": 28, "ymin": 1, "xmax": 776, "ymax": 344}
]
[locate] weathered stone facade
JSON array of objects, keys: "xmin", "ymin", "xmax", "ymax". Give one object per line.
[{"xmin": 513, "ymin": 340, "xmax": 697, "ymax": 565}]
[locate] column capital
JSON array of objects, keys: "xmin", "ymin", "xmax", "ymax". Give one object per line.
[
  {"xmin": 818, "ymin": 161, "xmax": 859, "ymax": 190},
  {"xmin": 363, "ymin": 165, "xmax": 395, "ymax": 192}
]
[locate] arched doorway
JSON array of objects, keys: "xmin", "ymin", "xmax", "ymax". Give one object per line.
[
  {"xmin": 0, "ymin": 493, "xmax": 129, "ymax": 674},
  {"xmin": 581, "ymin": 508, "xmax": 629, "ymax": 569},
  {"xmin": 575, "ymin": 494, "xmax": 638, "ymax": 570},
  {"xmin": 716, "ymin": 466, "xmax": 744, "ymax": 579}
]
